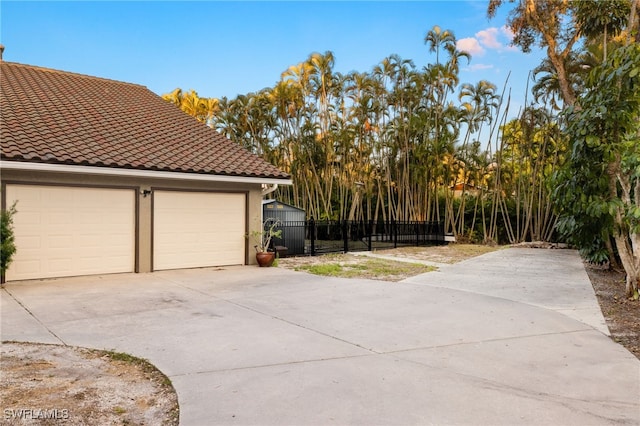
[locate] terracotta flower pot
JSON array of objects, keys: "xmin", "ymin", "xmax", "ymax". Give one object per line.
[{"xmin": 256, "ymin": 251, "xmax": 275, "ymax": 267}]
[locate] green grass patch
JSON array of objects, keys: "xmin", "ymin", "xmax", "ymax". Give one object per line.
[
  {"xmin": 113, "ymin": 406, "xmax": 127, "ymax": 415},
  {"xmin": 104, "ymin": 351, "xmax": 141, "ymax": 364},
  {"xmin": 102, "ymin": 350, "xmax": 173, "ymax": 387},
  {"xmin": 294, "ymin": 255, "xmax": 435, "ymax": 282},
  {"xmin": 298, "ymin": 263, "xmax": 344, "ymax": 276}
]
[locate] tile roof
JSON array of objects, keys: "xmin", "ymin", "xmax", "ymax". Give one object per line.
[{"xmin": 0, "ymin": 61, "xmax": 289, "ymax": 180}]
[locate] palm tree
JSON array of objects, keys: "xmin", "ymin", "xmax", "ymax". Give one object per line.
[
  {"xmin": 424, "ymin": 25, "xmax": 456, "ymax": 65},
  {"xmin": 181, "ymin": 90, "xmax": 208, "ymax": 123},
  {"xmin": 444, "ymin": 43, "xmax": 471, "ymax": 78},
  {"xmin": 573, "ymin": 0, "xmax": 630, "ymax": 61},
  {"xmin": 162, "ymin": 88, "xmax": 183, "ymax": 107},
  {"xmin": 458, "ymin": 80, "xmax": 499, "ymax": 140},
  {"xmin": 203, "ymin": 97, "xmax": 219, "ymax": 128},
  {"xmin": 531, "ymin": 51, "xmax": 594, "ymax": 110}
]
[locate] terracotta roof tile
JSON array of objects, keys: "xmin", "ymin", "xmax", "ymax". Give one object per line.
[{"xmin": 0, "ymin": 61, "xmax": 289, "ymax": 180}]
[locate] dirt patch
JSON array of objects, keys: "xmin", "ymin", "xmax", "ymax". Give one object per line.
[
  {"xmin": 0, "ymin": 342, "xmax": 179, "ymax": 425},
  {"xmin": 585, "ymin": 265, "xmax": 640, "ymax": 360},
  {"xmin": 374, "ymin": 243, "xmax": 500, "ymax": 264}
]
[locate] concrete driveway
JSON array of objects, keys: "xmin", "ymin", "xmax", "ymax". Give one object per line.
[{"xmin": 2, "ymin": 248, "xmax": 639, "ymax": 425}]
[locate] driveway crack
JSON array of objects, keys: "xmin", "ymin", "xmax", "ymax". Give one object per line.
[
  {"xmin": 1, "ymin": 287, "xmax": 67, "ymax": 345},
  {"xmin": 169, "ymin": 352, "xmax": 377, "ymax": 377},
  {"xmin": 223, "ymin": 298, "xmax": 380, "ymax": 355}
]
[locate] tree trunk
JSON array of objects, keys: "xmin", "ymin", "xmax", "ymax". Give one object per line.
[
  {"xmin": 607, "ymin": 159, "xmax": 640, "ymax": 297},
  {"xmin": 613, "ymin": 232, "xmax": 640, "ymax": 297},
  {"xmin": 630, "ymin": 0, "xmax": 640, "ymax": 44},
  {"xmin": 604, "ymin": 236, "xmax": 621, "ymax": 270},
  {"xmin": 546, "ymin": 48, "xmax": 576, "ymax": 107}
]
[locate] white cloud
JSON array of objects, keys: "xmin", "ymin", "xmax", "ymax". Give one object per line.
[
  {"xmin": 500, "ymin": 26, "xmax": 519, "ymax": 51},
  {"xmin": 456, "ymin": 37, "xmax": 485, "ymax": 56},
  {"xmin": 467, "ymin": 63, "xmax": 494, "ymax": 71},
  {"xmin": 458, "ymin": 26, "xmax": 519, "ymax": 56},
  {"xmin": 501, "ymin": 25, "xmax": 514, "ymax": 41},
  {"xmin": 476, "ymin": 28, "xmax": 502, "ymax": 49}
]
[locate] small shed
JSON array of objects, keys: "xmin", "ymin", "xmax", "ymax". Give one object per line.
[{"xmin": 262, "ymin": 200, "xmax": 306, "ymax": 256}]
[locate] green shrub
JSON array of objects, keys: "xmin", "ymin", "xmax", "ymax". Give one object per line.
[{"xmin": 1, "ymin": 202, "xmax": 17, "ymax": 275}]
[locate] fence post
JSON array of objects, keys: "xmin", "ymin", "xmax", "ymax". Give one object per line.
[
  {"xmin": 309, "ymin": 217, "xmax": 316, "ymax": 256},
  {"xmin": 367, "ymin": 220, "xmax": 372, "ymax": 251},
  {"xmin": 414, "ymin": 221, "xmax": 418, "ymax": 246},
  {"xmin": 343, "ymin": 220, "xmax": 349, "ymax": 253},
  {"xmin": 393, "ymin": 219, "xmax": 397, "ymax": 248}
]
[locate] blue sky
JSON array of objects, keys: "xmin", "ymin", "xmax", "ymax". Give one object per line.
[{"xmin": 1, "ymin": 1, "xmax": 546, "ymax": 114}]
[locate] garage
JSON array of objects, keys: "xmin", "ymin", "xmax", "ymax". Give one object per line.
[
  {"xmin": 5, "ymin": 184, "xmax": 136, "ymax": 281},
  {"xmin": 2, "ymin": 60, "xmax": 292, "ymax": 278},
  {"xmin": 153, "ymin": 191, "xmax": 246, "ymax": 270}
]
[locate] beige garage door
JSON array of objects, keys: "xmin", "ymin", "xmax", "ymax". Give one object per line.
[
  {"xmin": 153, "ymin": 191, "xmax": 246, "ymax": 270},
  {"xmin": 5, "ymin": 185, "xmax": 135, "ymax": 281}
]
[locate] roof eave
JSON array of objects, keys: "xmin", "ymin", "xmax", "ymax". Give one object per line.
[{"xmin": 0, "ymin": 161, "xmax": 293, "ymax": 186}]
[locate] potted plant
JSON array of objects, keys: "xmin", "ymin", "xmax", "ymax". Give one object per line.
[{"xmin": 247, "ymin": 218, "xmax": 282, "ymax": 267}]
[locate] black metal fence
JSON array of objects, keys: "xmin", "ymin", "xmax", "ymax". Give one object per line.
[{"xmin": 271, "ymin": 220, "xmax": 445, "ymax": 256}]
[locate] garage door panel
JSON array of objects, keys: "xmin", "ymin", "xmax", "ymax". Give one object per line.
[
  {"xmin": 50, "ymin": 234, "xmax": 74, "ymax": 248},
  {"xmin": 17, "ymin": 235, "xmax": 42, "ymax": 250},
  {"xmin": 10, "ymin": 259, "xmax": 40, "ymax": 277},
  {"xmin": 49, "ymin": 258, "xmax": 73, "ymax": 273},
  {"xmin": 5, "ymin": 185, "xmax": 135, "ymax": 281},
  {"xmin": 102, "ymin": 233, "xmax": 132, "ymax": 246},
  {"xmin": 154, "ymin": 191, "xmax": 245, "ymax": 270}
]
